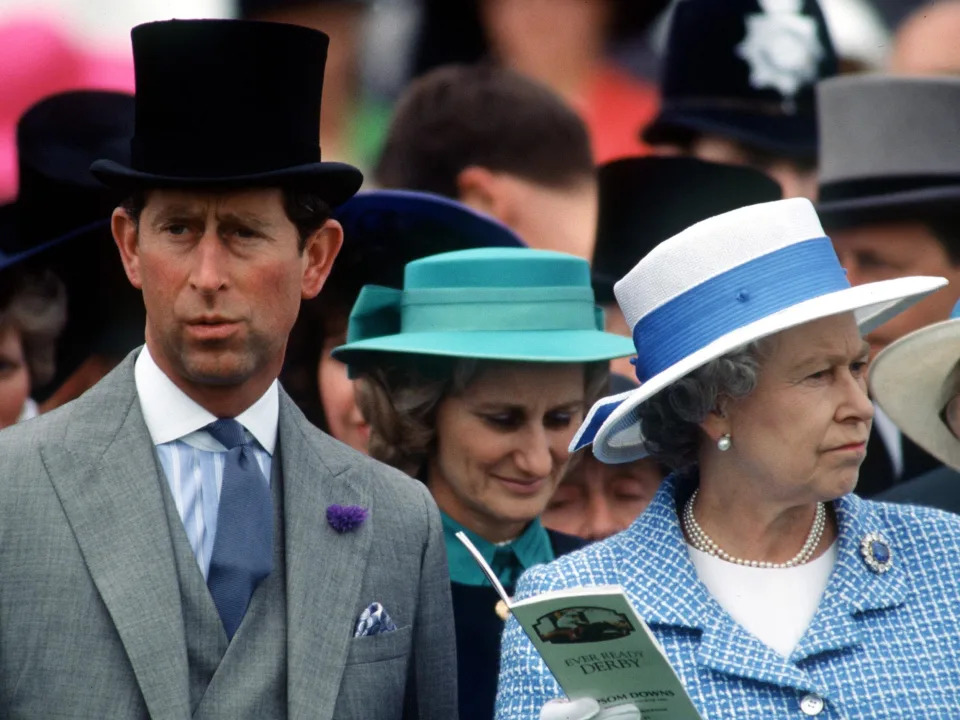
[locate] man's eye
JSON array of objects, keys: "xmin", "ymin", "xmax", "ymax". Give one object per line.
[
  {"xmin": 233, "ymin": 227, "xmax": 261, "ymax": 239},
  {"xmin": 164, "ymin": 224, "xmax": 189, "ymax": 236}
]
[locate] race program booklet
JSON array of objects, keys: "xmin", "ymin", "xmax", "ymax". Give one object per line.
[{"xmin": 456, "ymin": 532, "xmax": 703, "ymax": 719}]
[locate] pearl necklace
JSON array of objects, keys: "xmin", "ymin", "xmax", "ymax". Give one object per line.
[{"xmin": 683, "ymin": 489, "xmax": 826, "ymax": 569}]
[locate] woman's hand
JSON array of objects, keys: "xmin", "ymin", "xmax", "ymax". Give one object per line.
[{"xmin": 540, "ymin": 697, "xmax": 641, "ymax": 720}]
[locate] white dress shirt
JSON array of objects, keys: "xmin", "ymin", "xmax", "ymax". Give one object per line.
[
  {"xmin": 688, "ymin": 541, "xmax": 838, "ymax": 659},
  {"xmin": 873, "ymin": 403, "xmax": 905, "ymax": 479},
  {"xmin": 134, "ymin": 346, "xmax": 277, "ymax": 578}
]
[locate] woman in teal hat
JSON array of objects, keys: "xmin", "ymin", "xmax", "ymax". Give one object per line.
[{"xmin": 334, "ymin": 246, "xmax": 635, "ymax": 720}]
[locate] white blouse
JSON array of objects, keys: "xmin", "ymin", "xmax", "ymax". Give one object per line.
[{"xmin": 687, "ymin": 541, "xmax": 838, "ymax": 658}]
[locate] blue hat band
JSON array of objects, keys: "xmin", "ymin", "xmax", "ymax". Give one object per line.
[
  {"xmin": 631, "ymin": 237, "xmax": 849, "ymax": 382},
  {"xmin": 403, "ymin": 285, "xmax": 599, "ymax": 333}
]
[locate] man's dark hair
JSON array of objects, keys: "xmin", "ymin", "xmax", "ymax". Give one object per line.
[
  {"xmin": 374, "ymin": 63, "xmax": 594, "ymax": 197},
  {"xmin": 120, "ymin": 188, "xmax": 331, "ymax": 252}
]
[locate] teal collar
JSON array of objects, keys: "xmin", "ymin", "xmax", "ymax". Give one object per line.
[{"xmin": 442, "ymin": 511, "xmax": 555, "ymax": 587}]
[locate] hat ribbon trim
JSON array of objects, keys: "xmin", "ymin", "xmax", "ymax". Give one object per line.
[
  {"xmin": 130, "ymin": 134, "xmax": 320, "ymax": 176},
  {"xmin": 631, "ymin": 237, "xmax": 847, "ymax": 383},
  {"xmin": 0, "ymin": 217, "xmax": 110, "ymax": 270},
  {"xmin": 818, "ymin": 173, "xmax": 960, "ymax": 204},
  {"xmin": 572, "ymin": 393, "xmax": 631, "ymax": 452},
  {"xmin": 347, "ymin": 285, "xmax": 601, "ymax": 345},
  {"xmin": 401, "ymin": 285, "xmax": 599, "ymax": 333}
]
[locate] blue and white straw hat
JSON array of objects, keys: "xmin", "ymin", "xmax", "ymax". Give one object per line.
[{"xmin": 573, "ymin": 197, "xmax": 947, "ymax": 464}]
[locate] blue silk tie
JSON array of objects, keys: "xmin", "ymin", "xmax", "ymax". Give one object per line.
[{"xmin": 205, "ymin": 418, "xmax": 273, "ymax": 639}]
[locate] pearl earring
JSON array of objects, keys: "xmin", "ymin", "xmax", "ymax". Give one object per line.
[{"xmin": 717, "ymin": 434, "xmax": 732, "ymax": 452}]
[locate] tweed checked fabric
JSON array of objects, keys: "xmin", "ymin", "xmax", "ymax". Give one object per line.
[{"xmin": 496, "ymin": 473, "xmax": 960, "ymax": 719}]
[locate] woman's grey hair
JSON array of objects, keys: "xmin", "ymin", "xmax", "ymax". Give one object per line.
[
  {"xmin": 637, "ymin": 342, "xmax": 767, "ymax": 470},
  {"xmin": 0, "ymin": 270, "xmax": 67, "ymax": 388},
  {"xmin": 355, "ymin": 355, "xmax": 608, "ymax": 478}
]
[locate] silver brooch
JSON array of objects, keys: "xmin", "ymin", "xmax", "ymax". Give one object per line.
[{"xmin": 860, "ymin": 531, "xmax": 893, "ymax": 573}]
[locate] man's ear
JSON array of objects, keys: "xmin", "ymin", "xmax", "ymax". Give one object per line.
[
  {"xmin": 456, "ymin": 165, "xmax": 511, "ymax": 222},
  {"xmin": 302, "ymin": 218, "xmax": 343, "ymax": 299},
  {"xmin": 112, "ymin": 206, "xmax": 143, "ymax": 290}
]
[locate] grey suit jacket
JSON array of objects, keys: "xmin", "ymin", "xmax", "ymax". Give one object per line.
[{"xmin": 0, "ymin": 352, "xmax": 458, "ymax": 720}]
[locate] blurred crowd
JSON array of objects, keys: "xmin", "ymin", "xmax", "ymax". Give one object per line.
[{"xmin": 6, "ymin": 0, "xmax": 960, "ymax": 718}]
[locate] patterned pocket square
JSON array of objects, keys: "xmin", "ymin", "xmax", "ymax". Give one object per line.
[{"xmin": 354, "ymin": 602, "xmax": 398, "ymax": 638}]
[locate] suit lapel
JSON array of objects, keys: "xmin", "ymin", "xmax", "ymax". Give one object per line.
[
  {"xmin": 40, "ymin": 354, "xmax": 190, "ymax": 720},
  {"xmin": 279, "ymin": 392, "xmax": 374, "ymax": 720}
]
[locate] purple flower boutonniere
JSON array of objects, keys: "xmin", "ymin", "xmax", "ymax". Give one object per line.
[{"xmin": 326, "ymin": 504, "xmax": 368, "ymax": 533}]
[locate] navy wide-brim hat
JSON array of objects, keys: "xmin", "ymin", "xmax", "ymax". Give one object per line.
[
  {"xmin": 90, "ymin": 19, "xmax": 362, "ymax": 207},
  {"xmin": 641, "ymin": 0, "xmax": 837, "ymax": 160},
  {"xmin": 0, "ymin": 89, "xmax": 143, "ymax": 396},
  {"xmin": 0, "ymin": 91, "xmax": 133, "ymax": 274},
  {"xmin": 591, "ymin": 157, "xmax": 782, "ymax": 303},
  {"xmin": 328, "ymin": 189, "xmax": 526, "ymax": 295}
]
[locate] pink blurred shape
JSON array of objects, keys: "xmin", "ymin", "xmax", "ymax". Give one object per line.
[{"xmin": 0, "ymin": 17, "xmax": 135, "ymax": 202}]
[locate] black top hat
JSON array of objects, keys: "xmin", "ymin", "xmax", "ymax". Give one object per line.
[
  {"xmin": 90, "ymin": 19, "xmax": 362, "ymax": 206},
  {"xmin": 592, "ymin": 156, "xmax": 782, "ymax": 303},
  {"xmin": 816, "ymin": 75, "xmax": 960, "ymax": 228},
  {"xmin": 642, "ymin": 0, "xmax": 837, "ymax": 160}
]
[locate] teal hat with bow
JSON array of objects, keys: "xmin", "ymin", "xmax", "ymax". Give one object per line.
[{"xmin": 332, "ymin": 247, "xmax": 636, "ymax": 365}]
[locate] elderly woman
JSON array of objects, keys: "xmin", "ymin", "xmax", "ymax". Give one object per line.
[
  {"xmin": 0, "ymin": 270, "xmax": 66, "ymax": 428},
  {"xmin": 333, "ymin": 247, "xmax": 635, "ymax": 720},
  {"xmin": 496, "ymin": 198, "xmax": 960, "ymax": 720}
]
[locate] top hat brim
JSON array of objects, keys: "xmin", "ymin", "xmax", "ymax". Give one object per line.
[
  {"xmin": 642, "ymin": 107, "xmax": 817, "ymax": 160},
  {"xmin": 870, "ymin": 318, "xmax": 960, "ymax": 473},
  {"xmin": 817, "ymin": 184, "xmax": 960, "ymax": 229},
  {"xmin": 89, "ymin": 159, "xmax": 363, "ymax": 208},
  {"xmin": 573, "ymin": 275, "xmax": 947, "ymax": 463}
]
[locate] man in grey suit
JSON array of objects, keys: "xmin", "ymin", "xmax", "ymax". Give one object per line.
[{"xmin": 0, "ymin": 19, "xmax": 457, "ymax": 720}]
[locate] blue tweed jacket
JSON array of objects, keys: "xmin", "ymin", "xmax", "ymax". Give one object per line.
[{"xmin": 496, "ymin": 473, "xmax": 960, "ymax": 719}]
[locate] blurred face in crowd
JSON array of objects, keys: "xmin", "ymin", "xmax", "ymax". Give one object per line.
[
  {"xmin": 480, "ymin": 0, "xmax": 611, "ymax": 99},
  {"xmin": 831, "ymin": 221, "xmax": 960, "ymax": 359},
  {"xmin": 657, "ymin": 134, "xmax": 814, "ymax": 200},
  {"xmin": 428, "ymin": 363, "xmax": 586, "ymax": 542},
  {"xmin": 890, "ymin": 1, "xmax": 960, "ymax": 74},
  {"xmin": 113, "ymin": 188, "xmax": 342, "ymax": 413},
  {"xmin": 543, "ymin": 452, "xmax": 663, "ymax": 540},
  {"xmin": 703, "ymin": 313, "xmax": 873, "ymax": 506},
  {"xmin": 317, "ymin": 328, "xmax": 369, "ymax": 453},
  {"xmin": 0, "ymin": 323, "xmax": 28, "ymax": 428},
  {"xmin": 458, "ymin": 168, "xmax": 599, "ymax": 259}
]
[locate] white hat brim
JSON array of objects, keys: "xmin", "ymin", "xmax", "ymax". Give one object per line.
[
  {"xmin": 870, "ymin": 318, "xmax": 960, "ymax": 471},
  {"xmin": 574, "ymin": 275, "xmax": 948, "ymax": 463}
]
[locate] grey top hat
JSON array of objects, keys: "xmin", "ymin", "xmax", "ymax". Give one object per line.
[{"xmin": 816, "ymin": 75, "xmax": 960, "ymax": 227}]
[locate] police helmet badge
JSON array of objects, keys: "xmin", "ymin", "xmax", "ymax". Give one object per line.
[{"xmin": 736, "ymin": 0, "xmax": 824, "ymax": 108}]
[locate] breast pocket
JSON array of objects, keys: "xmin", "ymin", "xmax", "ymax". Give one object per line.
[
  {"xmin": 335, "ymin": 626, "xmax": 414, "ymax": 720},
  {"xmin": 344, "ymin": 624, "xmax": 413, "ymax": 666}
]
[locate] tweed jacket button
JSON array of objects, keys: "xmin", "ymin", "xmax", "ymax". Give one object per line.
[{"xmin": 800, "ymin": 693, "xmax": 824, "ymax": 716}]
